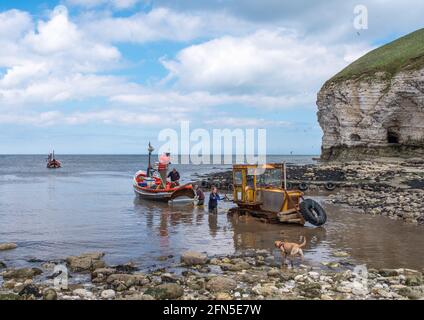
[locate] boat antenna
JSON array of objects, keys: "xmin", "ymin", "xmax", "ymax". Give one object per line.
[{"xmin": 147, "ymin": 142, "xmax": 154, "ymax": 177}]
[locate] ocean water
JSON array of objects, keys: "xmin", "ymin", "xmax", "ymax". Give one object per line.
[
  {"xmin": 0, "ymin": 155, "xmax": 314, "ymax": 269},
  {"xmin": 1, "ymin": 155, "xmax": 423, "ymax": 271}
]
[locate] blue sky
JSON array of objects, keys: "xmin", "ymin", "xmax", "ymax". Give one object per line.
[{"xmin": 0, "ymin": 0, "xmax": 423, "ymax": 154}]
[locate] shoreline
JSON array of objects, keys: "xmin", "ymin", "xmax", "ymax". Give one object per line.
[
  {"xmin": 1, "ymin": 250, "xmax": 423, "ymax": 300},
  {"xmin": 195, "ymin": 159, "xmax": 424, "ymax": 225}
]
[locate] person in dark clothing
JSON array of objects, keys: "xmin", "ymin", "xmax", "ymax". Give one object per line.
[
  {"xmin": 208, "ymin": 186, "xmax": 222, "ymax": 214},
  {"xmin": 167, "ymin": 168, "xmax": 180, "ymax": 186},
  {"xmin": 194, "ymin": 185, "xmax": 205, "ymax": 206}
]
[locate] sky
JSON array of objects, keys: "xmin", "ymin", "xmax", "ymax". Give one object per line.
[{"xmin": 0, "ymin": 0, "xmax": 423, "ymax": 155}]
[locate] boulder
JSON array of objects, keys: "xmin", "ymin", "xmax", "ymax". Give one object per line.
[
  {"xmin": 101, "ymin": 289, "xmax": 116, "ymax": 299},
  {"xmin": 181, "ymin": 251, "xmax": 208, "ymax": 266},
  {"xmin": 145, "ymin": 283, "xmax": 184, "ymax": 300},
  {"xmin": 0, "ymin": 261, "xmax": 6, "ymax": 269},
  {"xmin": 206, "ymin": 276, "xmax": 237, "ymax": 293},
  {"xmin": 0, "ymin": 243, "xmax": 17, "ymax": 251},
  {"xmin": 43, "ymin": 288, "xmax": 58, "ymax": 300},
  {"xmin": 19, "ymin": 284, "xmax": 42, "ymax": 298},
  {"xmin": 2, "ymin": 268, "xmax": 42, "ymax": 280},
  {"xmin": 106, "ymin": 273, "xmax": 149, "ymax": 287},
  {"xmin": 66, "ymin": 252, "xmax": 105, "ymax": 272}
]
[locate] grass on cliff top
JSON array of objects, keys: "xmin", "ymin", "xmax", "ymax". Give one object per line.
[{"xmin": 328, "ymin": 28, "xmax": 424, "ymax": 84}]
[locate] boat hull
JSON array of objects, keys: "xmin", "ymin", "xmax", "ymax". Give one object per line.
[
  {"xmin": 133, "ymin": 184, "xmax": 195, "ymax": 202},
  {"xmin": 47, "ymin": 160, "xmax": 61, "ymax": 169}
]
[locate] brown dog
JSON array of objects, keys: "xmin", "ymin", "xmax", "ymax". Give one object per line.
[{"xmin": 274, "ymin": 236, "xmax": 306, "ymax": 267}]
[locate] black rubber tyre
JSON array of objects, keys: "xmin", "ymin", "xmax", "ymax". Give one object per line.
[
  {"xmin": 298, "ymin": 182, "xmax": 309, "ymax": 191},
  {"xmin": 201, "ymin": 180, "xmax": 209, "ymax": 188},
  {"xmin": 285, "ymin": 182, "xmax": 293, "ymax": 190},
  {"xmin": 324, "ymin": 182, "xmax": 336, "ymax": 191},
  {"xmin": 300, "ymin": 199, "xmax": 327, "ymax": 226}
]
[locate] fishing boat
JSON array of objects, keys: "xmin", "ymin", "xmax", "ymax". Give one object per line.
[
  {"xmin": 132, "ymin": 143, "xmax": 195, "ymax": 202},
  {"xmin": 46, "ymin": 151, "xmax": 61, "ymax": 169}
]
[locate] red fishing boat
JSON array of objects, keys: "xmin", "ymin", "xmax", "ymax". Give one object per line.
[
  {"xmin": 46, "ymin": 151, "xmax": 61, "ymax": 169},
  {"xmin": 132, "ymin": 143, "xmax": 195, "ymax": 202},
  {"xmin": 133, "ymin": 170, "xmax": 195, "ymax": 202}
]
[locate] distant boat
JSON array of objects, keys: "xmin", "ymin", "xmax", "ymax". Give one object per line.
[{"xmin": 46, "ymin": 151, "xmax": 61, "ymax": 169}]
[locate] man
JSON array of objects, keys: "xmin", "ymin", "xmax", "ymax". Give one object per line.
[
  {"xmin": 194, "ymin": 185, "xmax": 205, "ymax": 206},
  {"xmin": 167, "ymin": 168, "xmax": 180, "ymax": 186},
  {"xmin": 208, "ymin": 186, "xmax": 223, "ymax": 214},
  {"xmin": 158, "ymin": 152, "xmax": 170, "ymax": 188}
]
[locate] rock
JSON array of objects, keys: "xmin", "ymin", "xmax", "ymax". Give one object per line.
[
  {"xmin": 0, "ymin": 243, "xmax": 17, "ymax": 251},
  {"xmin": 0, "ymin": 293, "xmax": 22, "ymax": 300},
  {"xmin": 379, "ymin": 269, "xmax": 400, "ymax": 277},
  {"xmin": 317, "ymin": 30, "xmax": 424, "ymax": 161},
  {"xmin": 181, "ymin": 251, "xmax": 208, "ymax": 266},
  {"xmin": 397, "ymin": 287, "xmax": 422, "ymax": 300},
  {"xmin": 43, "ymin": 288, "xmax": 58, "ymax": 300},
  {"xmin": 145, "ymin": 283, "xmax": 184, "ymax": 300},
  {"xmin": 297, "ymin": 283, "xmax": 322, "ymax": 298},
  {"xmin": 161, "ymin": 273, "xmax": 179, "ymax": 283},
  {"xmin": 267, "ymin": 268, "xmax": 281, "ymax": 277},
  {"xmin": 3, "ymin": 279, "xmax": 16, "ymax": 289},
  {"xmin": 215, "ymin": 292, "xmax": 233, "ymax": 300},
  {"xmin": 0, "ymin": 261, "xmax": 6, "ymax": 269},
  {"xmin": 2, "ymin": 268, "xmax": 42, "ymax": 280},
  {"xmin": 106, "ymin": 273, "xmax": 149, "ymax": 287},
  {"xmin": 405, "ymin": 275, "xmax": 422, "ymax": 286},
  {"xmin": 206, "ymin": 276, "xmax": 237, "ymax": 293},
  {"xmin": 66, "ymin": 252, "xmax": 105, "ymax": 272},
  {"xmin": 19, "ymin": 284, "xmax": 42, "ymax": 298},
  {"xmin": 91, "ymin": 267, "xmax": 116, "ymax": 280},
  {"xmin": 73, "ymin": 288, "xmax": 94, "ymax": 299},
  {"xmin": 332, "ymin": 251, "xmax": 350, "ymax": 258},
  {"xmin": 101, "ymin": 289, "xmax": 116, "ymax": 299}
]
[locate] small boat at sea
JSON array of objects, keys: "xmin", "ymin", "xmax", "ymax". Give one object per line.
[
  {"xmin": 132, "ymin": 143, "xmax": 195, "ymax": 202},
  {"xmin": 46, "ymin": 151, "xmax": 61, "ymax": 169}
]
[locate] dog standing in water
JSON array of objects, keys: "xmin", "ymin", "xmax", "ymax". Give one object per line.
[{"xmin": 274, "ymin": 236, "xmax": 306, "ymax": 267}]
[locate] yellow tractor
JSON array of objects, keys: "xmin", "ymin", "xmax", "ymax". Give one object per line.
[{"xmin": 230, "ymin": 163, "xmax": 327, "ymax": 226}]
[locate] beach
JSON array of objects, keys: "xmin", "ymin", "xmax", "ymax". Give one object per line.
[{"xmin": 1, "ymin": 155, "xmax": 424, "ymax": 300}]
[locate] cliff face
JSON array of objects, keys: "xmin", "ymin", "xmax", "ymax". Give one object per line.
[{"xmin": 317, "ymin": 29, "xmax": 424, "ymax": 161}]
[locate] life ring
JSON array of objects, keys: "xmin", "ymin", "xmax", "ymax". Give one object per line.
[
  {"xmin": 300, "ymin": 199, "xmax": 327, "ymax": 226},
  {"xmin": 298, "ymin": 182, "xmax": 309, "ymax": 191},
  {"xmin": 324, "ymin": 182, "xmax": 337, "ymax": 191}
]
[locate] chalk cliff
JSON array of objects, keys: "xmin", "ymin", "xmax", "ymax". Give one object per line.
[{"xmin": 317, "ymin": 29, "xmax": 424, "ymax": 160}]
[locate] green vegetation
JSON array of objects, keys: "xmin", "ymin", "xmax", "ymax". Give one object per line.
[{"xmin": 328, "ymin": 28, "xmax": 424, "ymax": 84}]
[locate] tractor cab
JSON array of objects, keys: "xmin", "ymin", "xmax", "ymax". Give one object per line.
[{"xmin": 231, "ymin": 163, "xmax": 327, "ymax": 226}]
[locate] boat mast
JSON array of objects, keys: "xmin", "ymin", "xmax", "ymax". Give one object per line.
[{"xmin": 147, "ymin": 142, "xmax": 154, "ymax": 177}]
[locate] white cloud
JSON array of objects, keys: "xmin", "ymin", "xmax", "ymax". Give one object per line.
[
  {"xmin": 0, "ymin": 110, "xmax": 166, "ymax": 126},
  {"xmin": 161, "ymin": 29, "xmax": 360, "ymax": 95},
  {"xmin": 0, "ymin": 6, "xmax": 125, "ymax": 107},
  {"xmin": 110, "ymin": 91, "xmax": 314, "ymax": 110},
  {"xmin": 204, "ymin": 117, "xmax": 291, "ymax": 128},
  {"xmin": 67, "ymin": 0, "xmax": 140, "ymax": 10}
]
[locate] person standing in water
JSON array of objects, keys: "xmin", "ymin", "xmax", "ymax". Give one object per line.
[
  {"xmin": 194, "ymin": 185, "xmax": 205, "ymax": 206},
  {"xmin": 208, "ymin": 186, "xmax": 223, "ymax": 214}
]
